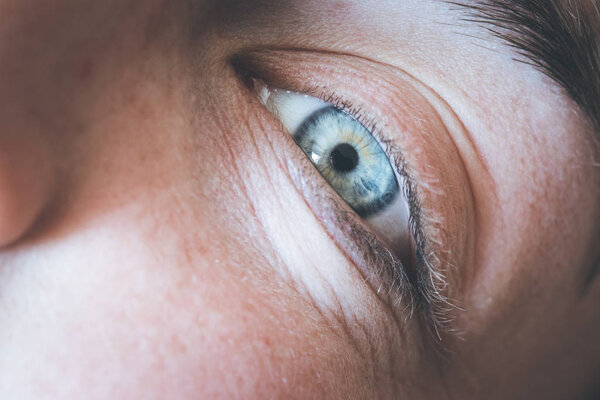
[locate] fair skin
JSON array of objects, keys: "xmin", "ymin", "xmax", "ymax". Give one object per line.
[{"xmin": 0, "ymin": 0, "xmax": 598, "ymax": 399}]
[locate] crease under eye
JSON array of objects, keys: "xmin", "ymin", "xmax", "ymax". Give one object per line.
[{"xmin": 256, "ymin": 82, "xmax": 414, "ymax": 266}]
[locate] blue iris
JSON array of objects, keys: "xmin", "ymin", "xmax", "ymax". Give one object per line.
[{"xmin": 293, "ymin": 106, "xmax": 399, "ymax": 218}]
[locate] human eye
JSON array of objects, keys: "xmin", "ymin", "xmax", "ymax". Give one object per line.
[
  {"xmin": 233, "ymin": 49, "xmax": 475, "ymax": 333},
  {"xmin": 256, "ymin": 85, "xmax": 414, "ymax": 271},
  {"xmin": 237, "ymin": 75, "xmax": 426, "ymax": 308}
]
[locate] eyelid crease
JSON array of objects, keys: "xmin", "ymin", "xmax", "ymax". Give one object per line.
[
  {"xmin": 233, "ymin": 53, "xmax": 469, "ymax": 345},
  {"xmin": 233, "ymin": 45, "xmax": 497, "ymax": 206},
  {"xmin": 245, "ymin": 75, "xmax": 451, "ymax": 333}
]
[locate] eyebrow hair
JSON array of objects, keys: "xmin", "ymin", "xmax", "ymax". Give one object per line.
[
  {"xmin": 449, "ymin": 0, "xmax": 600, "ymax": 289},
  {"xmin": 449, "ymin": 0, "xmax": 600, "ymax": 133}
]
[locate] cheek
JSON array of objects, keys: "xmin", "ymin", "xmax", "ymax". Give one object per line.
[
  {"xmin": 0, "ymin": 25, "xmax": 409, "ymax": 397},
  {"xmin": 0, "ymin": 218, "xmax": 373, "ymax": 399}
]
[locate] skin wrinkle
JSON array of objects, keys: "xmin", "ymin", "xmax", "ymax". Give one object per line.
[
  {"xmin": 240, "ymin": 84, "xmax": 349, "ymax": 319},
  {"xmin": 241, "ymin": 107, "xmax": 342, "ymax": 301},
  {"xmin": 234, "ymin": 49, "xmax": 473, "ymax": 322},
  {"xmin": 241, "ymin": 114, "xmax": 302, "ymax": 286},
  {"xmin": 194, "ymin": 78, "xmax": 261, "ymax": 221},
  {"xmin": 291, "ymin": 150, "xmax": 410, "ymax": 330},
  {"xmin": 236, "ymin": 45, "xmax": 490, "ymax": 302},
  {"xmin": 1, "ymin": 1, "xmax": 599, "ymax": 398},
  {"xmin": 286, "ymin": 156, "xmax": 442, "ymax": 388},
  {"xmin": 272, "ymin": 131, "xmax": 428, "ymax": 393},
  {"xmin": 448, "ymin": 0, "xmax": 600, "ymax": 289},
  {"xmin": 240, "ymin": 98, "xmax": 397, "ymax": 388}
]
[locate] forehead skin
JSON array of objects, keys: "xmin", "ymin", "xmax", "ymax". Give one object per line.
[{"xmin": 0, "ymin": 0, "xmax": 598, "ymax": 399}]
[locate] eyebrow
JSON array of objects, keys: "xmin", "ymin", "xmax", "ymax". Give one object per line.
[
  {"xmin": 450, "ymin": 0, "xmax": 600, "ymax": 290},
  {"xmin": 449, "ymin": 0, "xmax": 600, "ymax": 134}
]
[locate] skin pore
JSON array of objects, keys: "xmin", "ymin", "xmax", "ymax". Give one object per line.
[{"xmin": 0, "ymin": 0, "xmax": 598, "ymax": 399}]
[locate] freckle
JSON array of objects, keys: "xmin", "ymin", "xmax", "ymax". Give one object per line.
[
  {"xmin": 182, "ymin": 248, "xmax": 193, "ymax": 265},
  {"xmin": 188, "ymin": 243, "xmax": 207, "ymax": 257},
  {"xmin": 169, "ymin": 334, "xmax": 188, "ymax": 355}
]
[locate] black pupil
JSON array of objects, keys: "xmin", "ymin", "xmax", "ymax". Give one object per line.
[{"xmin": 329, "ymin": 143, "xmax": 359, "ymax": 173}]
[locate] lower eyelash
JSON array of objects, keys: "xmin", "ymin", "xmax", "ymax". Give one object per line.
[
  {"xmin": 285, "ymin": 148, "xmax": 416, "ymax": 310},
  {"xmin": 297, "ymin": 157, "xmax": 456, "ymax": 349}
]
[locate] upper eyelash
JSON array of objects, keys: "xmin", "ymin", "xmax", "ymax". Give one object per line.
[
  {"xmin": 239, "ymin": 66, "xmax": 455, "ymax": 341},
  {"xmin": 293, "ymin": 87, "xmax": 456, "ymax": 338}
]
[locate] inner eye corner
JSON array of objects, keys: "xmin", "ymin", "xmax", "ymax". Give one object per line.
[{"xmin": 229, "ymin": 56, "xmax": 269, "ymax": 99}]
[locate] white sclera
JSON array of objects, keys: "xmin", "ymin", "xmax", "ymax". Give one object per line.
[{"xmin": 261, "ymin": 88, "xmax": 329, "ymax": 133}]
